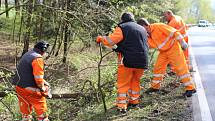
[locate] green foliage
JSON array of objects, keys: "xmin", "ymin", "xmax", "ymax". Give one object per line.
[
  {"xmin": 0, "ymin": 93, "xmax": 20, "ymax": 120},
  {"xmin": 0, "ymin": 15, "xmax": 21, "ymax": 34},
  {"xmin": 179, "ymin": 0, "xmax": 215, "ymax": 23}
]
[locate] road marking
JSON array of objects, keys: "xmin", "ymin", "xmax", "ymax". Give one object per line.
[{"xmin": 190, "ymin": 46, "xmax": 213, "ymax": 121}]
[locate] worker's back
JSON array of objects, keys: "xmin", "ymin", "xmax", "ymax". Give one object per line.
[
  {"xmin": 117, "ymin": 21, "xmax": 149, "ymax": 69},
  {"xmin": 13, "ymin": 49, "xmax": 42, "ymax": 87}
]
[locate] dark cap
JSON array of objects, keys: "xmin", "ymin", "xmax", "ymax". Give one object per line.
[{"xmin": 34, "ymin": 41, "xmax": 49, "ymax": 53}]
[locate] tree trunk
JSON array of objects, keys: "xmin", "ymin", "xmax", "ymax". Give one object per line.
[
  {"xmin": 62, "ymin": 0, "xmax": 69, "ymax": 63},
  {"xmin": 4, "ymin": 0, "xmax": 9, "ymax": 17},
  {"xmin": 14, "ymin": 0, "xmax": 20, "ymax": 12},
  {"xmin": 62, "ymin": 24, "xmax": 68, "ymax": 63},
  {"xmin": 21, "ymin": 0, "xmax": 33, "ymax": 56},
  {"xmin": 0, "ymin": 0, "xmax": 1, "ymax": 7},
  {"xmin": 37, "ymin": 0, "xmax": 45, "ymax": 39}
]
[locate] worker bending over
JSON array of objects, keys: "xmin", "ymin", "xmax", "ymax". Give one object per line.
[{"xmin": 137, "ymin": 18, "xmax": 196, "ymax": 97}]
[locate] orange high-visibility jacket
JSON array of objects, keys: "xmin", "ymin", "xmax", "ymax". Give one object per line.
[
  {"xmin": 168, "ymin": 15, "xmax": 188, "ymax": 38},
  {"xmin": 99, "ymin": 27, "xmax": 124, "ymax": 47},
  {"xmin": 148, "ymin": 23, "xmax": 183, "ymax": 51},
  {"xmin": 32, "ymin": 58, "xmax": 45, "ymax": 87}
]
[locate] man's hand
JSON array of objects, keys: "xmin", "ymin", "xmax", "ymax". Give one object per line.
[
  {"xmin": 41, "ymin": 85, "xmax": 52, "ymax": 98},
  {"xmin": 96, "ymin": 36, "xmax": 103, "ymax": 43},
  {"xmin": 44, "ymin": 81, "xmax": 50, "ymax": 87},
  {"xmin": 41, "ymin": 86, "xmax": 48, "ymax": 92},
  {"xmin": 181, "ymin": 40, "xmax": 188, "ymax": 50}
]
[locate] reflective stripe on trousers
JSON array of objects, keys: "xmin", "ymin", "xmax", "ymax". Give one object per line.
[
  {"xmin": 179, "ymin": 73, "xmax": 190, "ymax": 80},
  {"xmin": 152, "ymin": 80, "xmax": 161, "ymax": 84},
  {"xmin": 118, "ymin": 93, "xmax": 127, "ymax": 97},
  {"xmin": 22, "ymin": 114, "xmax": 32, "ymax": 121},
  {"xmin": 153, "ymin": 74, "xmax": 163, "ymax": 77},
  {"xmin": 128, "ymin": 89, "xmax": 140, "ymax": 95},
  {"xmin": 118, "ymin": 100, "xmax": 127, "ymax": 104},
  {"xmin": 129, "ymin": 96, "xmax": 139, "ymax": 101},
  {"xmin": 183, "ymin": 81, "xmax": 193, "ymax": 86},
  {"xmin": 38, "ymin": 113, "xmax": 49, "ymax": 121}
]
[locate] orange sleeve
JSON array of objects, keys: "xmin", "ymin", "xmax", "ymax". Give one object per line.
[
  {"xmin": 109, "ymin": 27, "xmax": 124, "ymax": 43},
  {"xmin": 168, "ymin": 19, "xmax": 178, "ymax": 29},
  {"xmin": 32, "ymin": 58, "xmax": 45, "ymax": 87},
  {"xmin": 101, "ymin": 27, "xmax": 123, "ymax": 48}
]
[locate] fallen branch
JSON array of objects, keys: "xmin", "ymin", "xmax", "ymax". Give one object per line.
[{"xmin": 0, "ymin": 91, "xmax": 96, "ymax": 99}]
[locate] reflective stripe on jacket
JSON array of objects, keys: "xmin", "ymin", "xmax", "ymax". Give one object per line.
[{"xmin": 148, "ymin": 23, "xmax": 182, "ymax": 51}]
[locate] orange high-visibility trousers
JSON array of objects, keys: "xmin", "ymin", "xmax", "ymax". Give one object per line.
[
  {"xmin": 117, "ymin": 65, "xmax": 144, "ymax": 109},
  {"xmin": 16, "ymin": 86, "xmax": 48, "ymax": 116},
  {"xmin": 170, "ymin": 37, "xmax": 189, "ymax": 72},
  {"xmin": 151, "ymin": 42, "xmax": 195, "ymax": 91}
]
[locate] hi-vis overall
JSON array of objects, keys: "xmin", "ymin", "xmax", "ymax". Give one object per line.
[
  {"xmin": 96, "ymin": 21, "xmax": 148, "ymax": 110},
  {"xmin": 14, "ymin": 50, "xmax": 49, "ymax": 121},
  {"xmin": 147, "ymin": 23, "xmax": 195, "ymax": 91},
  {"xmin": 168, "ymin": 15, "xmax": 191, "ymax": 69}
]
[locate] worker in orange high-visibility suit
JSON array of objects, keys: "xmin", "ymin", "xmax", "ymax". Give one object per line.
[
  {"xmin": 137, "ymin": 18, "xmax": 196, "ymax": 97},
  {"xmin": 13, "ymin": 41, "xmax": 50, "ymax": 121},
  {"xmin": 96, "ymin": 12, "xmax": 148, "ymax": 113},
  {"xmin": 164, "ymin": 10, "xmax": 192, "ymax": 71}
]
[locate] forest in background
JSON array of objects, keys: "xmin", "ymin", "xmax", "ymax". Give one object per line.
[{"xmin": 0, "ymin": 0, "xmax": 215, "ymax": 120}]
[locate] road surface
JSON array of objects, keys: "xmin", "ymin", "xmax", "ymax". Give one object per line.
[{"xmin": 189, "ymin": 26, "xmax": 215, "ymax": 121}]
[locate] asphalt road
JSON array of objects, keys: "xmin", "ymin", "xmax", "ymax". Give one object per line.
[{"xmin": 189, "ymin": 26, "xmax": 215, "ymax": 121}]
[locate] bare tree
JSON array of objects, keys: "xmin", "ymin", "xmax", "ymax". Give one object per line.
[
  {"xmin": 4, "ymin": 0, "xmax": 8, "ymax": 17},
  {"xmin": 21, "ymin": 0, "xmax": 34, "ymax": 56},
  {"xmin": 62, "ymin": 0, "xmax": 69, "ymax": 63},
  {"xmin": 14, "ymin": 0, "xmax": 20, "ymax": 12}
]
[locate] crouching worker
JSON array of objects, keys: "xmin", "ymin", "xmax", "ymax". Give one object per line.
[
  {"xmin": 96, "ymin": 12, "xmax": 148, "ymax": 113},
  {"xmin": 13, "ymin": 41, "xmax": 51, "ymax": 121},
  {"xmin": 137, "ymin": 18, "xmax": 196, "ymax": 97}
]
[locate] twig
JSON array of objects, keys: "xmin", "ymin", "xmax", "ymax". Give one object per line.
[
  {"xmin": 0, "ymin": 96, "xmax": 15, "ymax": 119},
  {"xmin": 97, "ymin": 44, "xmax": 113, "ymax": 112},
  {"xmin": 0, "ymin": 67, "xmax": 14, "ymax": 74},
  {"xmin": 149, "ymin": 49, "xmax": 157, "ymax": 65}
]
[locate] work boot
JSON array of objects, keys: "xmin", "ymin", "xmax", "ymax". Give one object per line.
[
  {"xmin": 184, "ymin": 89, "xmax": 197, "ymax": 97},
  {"xmin": 117, "ymin": 108, "xmax": 127, "ymax": 114},
  {"xmin": 189, "ymin": 67, "xmax": 196, "ymax": 72},
  {"xmin": 127, "ymin": 103, "xmax": 140, "ymax": 109},
  {"xmin": 145, "ymin": 88, "xmax": 159, "ymax": 94}
]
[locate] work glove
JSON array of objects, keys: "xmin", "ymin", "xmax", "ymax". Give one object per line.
[
  {"xmin": 44, "ymin": 81, "xmax": 50, "ymax": 87},
  {"xmin": 41, "ymin": 86, "xmax": 52, "ymax": 99},
  {"xmin": 41, "ymin": 85, "xmax": 49, "ymax": 92},
  {"xmin": 180, "ymin": 40, "xmax": 188, "ymax": 50},
  {"xmin": 96, "ymin": 36, "xmax": 103, "ymax": 43}
]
